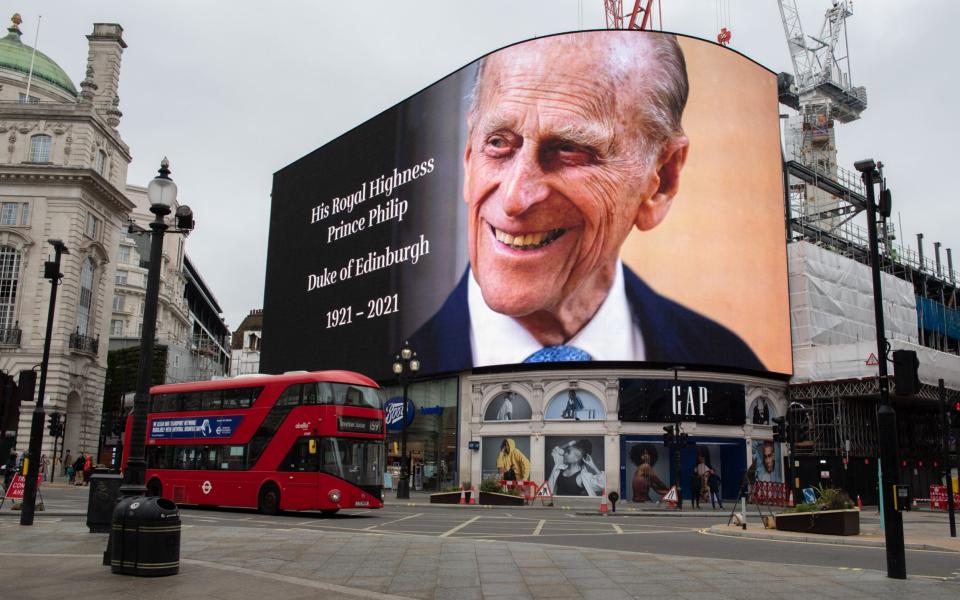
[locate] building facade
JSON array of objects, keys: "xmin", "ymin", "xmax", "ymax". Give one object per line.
[
  {"xmin": 0, "ymin": 16, "xmax": 133, "ymax": 464},
  {"xmin": 230, "ymin": 308, "xmax": 262, "ymax": 376}
]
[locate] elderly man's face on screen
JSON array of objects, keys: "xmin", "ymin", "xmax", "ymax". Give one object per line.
[{"xmin": 463, "ymin": 33, "xmax": 689, "ymax": 319}]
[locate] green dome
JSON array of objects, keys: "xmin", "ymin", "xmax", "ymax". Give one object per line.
[{"xmin": 0, "ymin": 21, "xmax": 77, "ymax": 97}]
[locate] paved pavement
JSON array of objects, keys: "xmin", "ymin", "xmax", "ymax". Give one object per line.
[{"xmin": 1, "ymin": 517, "xmax": 958, "ymax": 600}]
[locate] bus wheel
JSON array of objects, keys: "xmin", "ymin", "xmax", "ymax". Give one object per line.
[
  {"xmin": 321, "ymin": 509, "xmax": 339, "ymax": 516},
  {"xmin": 258, "ymin": 483, "xmax": 281, "ymax": 515},
  {"xmin": 147, "ymin": 479, "xmax": 162, "ymax": 497}
]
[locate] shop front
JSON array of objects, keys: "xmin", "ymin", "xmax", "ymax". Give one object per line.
[
  {"xmin": 461, "ymin": 369, "xmax": 787, "ymax": 501},
  {"xmin": 383, "ymin": 377, "xmax": 459, "ymax": 492}
]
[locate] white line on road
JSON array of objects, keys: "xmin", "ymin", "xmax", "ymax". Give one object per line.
[
  {"xmin": 439, "ymin": 516, "xmax": 480, "ymax": 538},
  {"xmin": 612, "ymin": 523, "xmax": 623, "ymax": 534},
  {"xmin": 533, "ymin": 519, "xmax": 546, "ymax": 536},
  {"xmin": 364, "ymin": 512, "xmax": 423, "ymax": 531}
]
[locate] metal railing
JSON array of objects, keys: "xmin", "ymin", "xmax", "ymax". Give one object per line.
[
  {"xmin": 0, "ymin": 325, "xmax": 21, "ymax": 346},
  {"xmin": 69, "ymin": 331, "xmax": 99, "ymax": 354}
]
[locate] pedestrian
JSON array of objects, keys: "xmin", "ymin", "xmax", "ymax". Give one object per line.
[
  {"xmin": 40, "ymin": 454, "xmax": 49, "ymax": 481},
  {"xmin": 73, "ymin": 453, "xmax": 86, "ymax": 486},
  {"xmin": 63, "ymin": 450, "xmax": 72, "ymax": 476},
  {"xmin": 708, "ymin": 469, "xmax": 723, "ymax": 509},
  {"xmin": 690, "ymin": 470, "xmax": 702, "ymax": 509},
  {"xmin": 83, "ymin": 453, "xmax": 93, "ymax": 485}
]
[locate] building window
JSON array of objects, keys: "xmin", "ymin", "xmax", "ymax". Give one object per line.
[
  {"xmin": 115, "ymin": 270, "xmax": 127, "ymax": 285},
  {"xmin": 0, "ymin": 202, "xmax": 29, "ymax": 226},
  {"xmin": 29, "ymin": 134, "xmax": 51, "ymax": 162},
  {"xmin": 18, "ymin": 93, "xmax": 39, "ymax": 104},
  {"xmin": 94, "ymin": 150, "xmax": 107, "ymax": 175},
  {"xmin": 110, "ymin": 319, "xmax": 124, "ymax": 336},
  {"xmin": 0, "ymin": 246, "xmax": 22, "ymax": 330},
  {"xmin": 76, "ymin": 258, "xmax": 95, "ymax": 335},
  {"xmin": 118, "ymin": 245, "xmax": 131, "ymax": 264},
  {"xmin": 85, "ymin": 213, "xmax": 100, "ymax": 239},
  {"xmin": 112, "ymin": 295, "xmax": 125, "ymax": 311}
]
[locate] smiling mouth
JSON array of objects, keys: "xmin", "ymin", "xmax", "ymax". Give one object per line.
[{"xmin": 491, "ymin": 225, "xmax": 566, "ymax": 250}]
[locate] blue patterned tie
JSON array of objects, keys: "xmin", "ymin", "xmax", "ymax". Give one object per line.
[{"xmin": 523, "ymin": 345, "xmax": 592, "ymax": 363}]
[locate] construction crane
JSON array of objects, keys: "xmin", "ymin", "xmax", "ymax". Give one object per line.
[
  {"xmin": 603, "ymin": 0, "xmax": 658, "ymax": 30},
  {"xmin": 777, "ymin": 0, "xmax": 868, "ymax": 231}
]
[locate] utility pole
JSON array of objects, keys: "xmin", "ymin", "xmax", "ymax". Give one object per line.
[
  {"xmin": 21, "ymin": 239, "xmax": 68, "ymax": 526},
  {"xmin": 855, "ymin": 159, "xmax": 906, "ymax": 579}
]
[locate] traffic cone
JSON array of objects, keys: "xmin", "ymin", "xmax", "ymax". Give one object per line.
[
  {"xmin": 599, "ymin": 489, "xmax": 608, "ymax": 514},
  {"xmin": 458, "ymin": 484, "xmax": 466, "ymax": 505},
  {"xmin": 469, "ymin": 484, "xmax": 477, "ymax": 505},
  {"xmin": 787, "ymin": 490, "xmax": 795, "ymax": 508},
  {"xmin": 856, "ymin": 495, "xmax": 862, "ymax": 510}
]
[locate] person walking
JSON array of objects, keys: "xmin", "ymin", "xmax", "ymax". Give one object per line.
[
  {"xmin": 73, "ymin": 454, "xmax": 86, "ymax": 486},
  {"xmin": 83, "ymin": 453, "xmax": 93, "ymax": 485},
  {"xmin": 690, "ymin": 470, "xmax": 702, "ymax": 509},
  {"xmin": 63, "ymin": 450, "xmax": 72, "ymax": 477},
  {"xmin": 40, "ymin": 454, "xmax": 49, "ymax": 482},
  {"xmin": 708, "ymin": 469, "xmax": 724, "ymax": 509}
]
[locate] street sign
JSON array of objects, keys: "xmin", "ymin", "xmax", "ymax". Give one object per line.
[
  {"xmin": 866, "ymin": 353, "xmax": 880, "ymax": 366},
  {"xmin": 2, "ymin": 472, "xmax": 42, "ymax": 500}
]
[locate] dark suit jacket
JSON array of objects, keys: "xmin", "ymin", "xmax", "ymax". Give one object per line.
[{"xmin": 409, "ymin": 265, "xmax": 765, "ymax": 374}]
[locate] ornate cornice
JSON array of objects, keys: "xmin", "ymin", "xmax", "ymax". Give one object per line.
[{"xmin": 0, "ymin": 165, "xmax": 135, "ymax": 215}]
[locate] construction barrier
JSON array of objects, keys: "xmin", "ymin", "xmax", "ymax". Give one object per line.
[{"xmin": 752, "ymin": 481, "xmax": 789, "ymax": 507}]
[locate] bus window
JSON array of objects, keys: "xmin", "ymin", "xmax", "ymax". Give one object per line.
[
  {"xmin": 317, "ymin": 383, "xmax": 335, "ymax": 405},
  {"xmin": 200, "ymin": 446, "xmax": 219, "ymax": 470},
  {"xmin": 303, "ymin": 383, "xmax": 318, "ymax": 405},
  {"xmin": 223, "ymin": 446, "xmax": 246, "ymax": 470},
  {"xmin": 181, "ymin": 392, "xmax": 201, "ymax": 412},
  {"xmin": 330, "ymin": 383, "xmax": 381, "ymax": 409},
  {"xmin": 277, "ymin": 384, "xmax": 302, "ymax": 407},
  {"xmin": 279, "ymin": 438, "xmax": 319, "ymax": 472},
  {"xmin": 174, "ymin": 446, "xmax": 199, "ymax": 469},
  {"xmin": 200, "ymin": 390, "xmax": 223, "ymax": 411}
]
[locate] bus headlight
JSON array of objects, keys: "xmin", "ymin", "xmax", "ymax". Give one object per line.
[{"xmin": 328, "ymin": 489, "xmax": 341, "ymax": 503}]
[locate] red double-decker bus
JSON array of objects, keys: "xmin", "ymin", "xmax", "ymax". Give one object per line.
[{"xmin": 121, "ymin": 370, "xmax": 385, "ymax": 515}]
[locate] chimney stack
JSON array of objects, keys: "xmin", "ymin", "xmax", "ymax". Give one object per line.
[
  {"xmin": 934, "ymin": 242, "xmax": 942, "ymax": 278},
  {"xmin": 947, "ymin": 249, "xmax": 955, "ymax": 284},
  {"xmin": 916, "ymin": 233, "xmax": 925, "ymax": 272}
]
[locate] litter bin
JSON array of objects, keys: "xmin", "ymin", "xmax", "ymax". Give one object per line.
[
  {"xmin": 87, "ymin": 472, "xmax": 123, "ymax": 533},
  {"xmin": 109, "ymin": 495, "xmax": 180, "ymax": 576}
]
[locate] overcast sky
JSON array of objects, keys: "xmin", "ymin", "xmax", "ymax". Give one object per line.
[{"xmin": 23, "ymin": 0, "xmax": 959, "ymax": 329}]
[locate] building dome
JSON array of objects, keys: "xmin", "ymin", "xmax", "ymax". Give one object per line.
[{"xmin": 0, "ymin": 14, "xmax": 77, "ymax": 97}]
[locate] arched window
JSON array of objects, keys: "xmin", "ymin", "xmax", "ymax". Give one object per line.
[
  {"xmin": 0, "ymin": 245, "xmax": 22, "ymax": 331},
  {"xmin": 29, "ymin": 134, "xmax": 52, "ymax": 162},
  {"xmin": 94, "ymin": 150, "xmax": 107, "ymax": 175},
  {"xmin": 76, "ymin": 258, "xmax": 95, "ymax": 335}
]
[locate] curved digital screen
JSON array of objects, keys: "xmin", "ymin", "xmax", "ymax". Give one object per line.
[{"xmin": 263, "ymin": 31, "xmax": 791, "ymax": 379}]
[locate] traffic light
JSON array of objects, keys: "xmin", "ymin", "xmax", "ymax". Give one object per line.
[
  {"xmin": 952, "ymin": 401, "xmax": 960, "ymax": 432},
  {"xmin": 892, "ymin": 349, "xmax": 920, "ymax": 396},
  {"xmin": 772, "ymin": 416, "xmax": 787, "ymax": 442},
  {"xmin": 662, "ymin": 425, "xmax": 675, "ymax": 447},
  {"xmin": 47, "ymin": 412, "xmax": 61, "ymax": 436}
]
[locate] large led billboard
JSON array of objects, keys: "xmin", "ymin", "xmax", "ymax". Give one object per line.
[{"xmin": 262, "ymin": 31, "xmax": 791, "ymax": 380}]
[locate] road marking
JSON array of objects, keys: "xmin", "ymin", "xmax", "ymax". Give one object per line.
[
  {"xmin": 364, "ymin": 512, "xmax": 422, "ymax": 531},
  {"xmin": 612, "ymin": 523, "xmax": 623, "ymax": 534},
  {"xmin": 533, "ymin": 519, "xmax": 545, "ymax": 536},
  {"xmin": 565, "ymin": 513, "xmax": 575, "ymax": 518},
  {"xmin": 439, "ymin": 516, "xmax": 480, "ymax": 538}
]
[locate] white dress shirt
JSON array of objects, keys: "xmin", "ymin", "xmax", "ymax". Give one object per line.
[{"xmin": 468, "ymin": 260, "xmax": 645, "ymax": 366}]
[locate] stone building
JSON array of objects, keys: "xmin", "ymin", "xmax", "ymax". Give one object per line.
[
  {"xmin": 230, "ymin": 308, "xmax": 262, "ymax": 376},
  {"xmin": 0, "ymin": 15, "xmax": 133, "ymax": 462}
]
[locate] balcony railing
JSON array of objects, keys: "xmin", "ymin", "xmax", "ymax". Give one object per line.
[
  {"xmin": 0, "ymin": 325, "xmax": 21, "ymax": 346},
  {"xmin": 69, "ymin": 331, "xmax": 100, "ymax": 354}
]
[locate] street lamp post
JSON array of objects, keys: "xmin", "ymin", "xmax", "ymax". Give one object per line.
[
  {"xmin": 855, "ymin": 158, "xmax": 906, "ymax": 579},
  {"xmin": 672, "ymin": 366, "xmax": 687, "ymax": 511},
  {"xmin": 120, "ymin": 159, "xmax": 193, "ymax": 496},
  {"xmin": 392, "ymin": 341, "xmax": 419, "ymax": 499},
  {"xmin": 20, "ymin": 239, "xmax": 68, "ymax": 526}
]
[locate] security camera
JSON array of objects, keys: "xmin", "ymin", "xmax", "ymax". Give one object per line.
[{"xmin": 853, "ymin": 159, "xmax": 877, "ymax": 173}]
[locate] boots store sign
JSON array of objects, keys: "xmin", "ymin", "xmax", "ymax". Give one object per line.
[{"xmin": 618, "ymin": 379, "xmax": 745, "ymax": 425}]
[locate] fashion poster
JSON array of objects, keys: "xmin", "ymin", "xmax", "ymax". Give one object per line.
[
  {"xmin": 483, "ymin": 392, "xmax": 533, "ymax": 421},
  {"xmin": 752, "ymin": 439, "xmax": 782, "ymax": 483},
  {"xmin": 544, "ymin": 436, "xmax": 605, "ymax": 497},
  {"xmin": 625, "ymin": 441, "xmax": 671, "ymax": 503},
  {"xmin": 481, "ymin": 436, "xmax": 530, "ymax": 481}
]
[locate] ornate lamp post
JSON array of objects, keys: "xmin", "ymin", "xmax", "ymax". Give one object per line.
[
  {"xmin": 392, "ymin": 341, "xmax": 419, "ymax": 499},
  {"xmin": 121, "ymin": 159, "xmax": 193, "ymax": 496}
]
